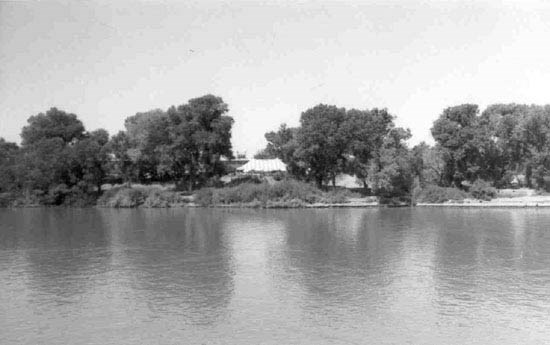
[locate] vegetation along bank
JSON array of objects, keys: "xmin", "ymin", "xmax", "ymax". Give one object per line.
[{"xmin": 2, "ymin": 96, "xmax": 550, "ymax": 208}]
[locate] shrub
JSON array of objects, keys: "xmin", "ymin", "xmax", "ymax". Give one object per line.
[
  {"xmin": 224, "ymin": 174, "xmax": 263, "ymax": 187},
  {"xmin": 98, "ymin": 186, "xmax": 179, "ymax": 208},
  {"xmin": 97, "ymin": 187, "xmax": 146, "ymax": 207},
  {"xmin": 414, "ymin": 185, "xmax": 469, "ymax": 203},
  {"xmin": 194, "ymin": 188, "xmax": 214, "ymax": 207},
  {"xmin": 319, "ymin": 188, "xmax": 356, "ymax": 204},
  {"xmin": 142, "ymin": 189, "xmax": 183, "ymax": 208},
  {"xmin": 0, "ymin": 192, "xmax": 14, "ymax": 207},
  {"xmin": 195, "ymin": 180, "xmax": 355, "ymax": 207},
  {"xmin": 469, "ymin": 179, "xmax": 497, "ymax": 201}
]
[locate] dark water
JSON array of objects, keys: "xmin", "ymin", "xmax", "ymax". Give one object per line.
[{"xmin": 1, "ymin": 208, "xmax": 550, "ymax": 345}]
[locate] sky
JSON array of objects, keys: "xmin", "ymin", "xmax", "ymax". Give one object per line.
[{"xmin": 1, "ymin": 0, "xmax": 550, "ymax": 156}]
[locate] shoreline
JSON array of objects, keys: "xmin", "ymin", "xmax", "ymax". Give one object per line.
[
  {"xmin": 416, "ymin": 202, "xmax": 550, "ymax": 208},
  {"xmin": 7, "ymin": 202, "xmax": 550, "ymax": 209}
]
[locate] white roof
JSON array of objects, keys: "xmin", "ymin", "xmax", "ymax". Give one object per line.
[{"xmin": 237, "ymin": 158, "xmax": 287, "ymax": 173}]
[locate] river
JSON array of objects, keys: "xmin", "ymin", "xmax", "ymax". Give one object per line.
[{"xmin": 1, "ymin": 208, "xmax": 549, "ymax": 344}]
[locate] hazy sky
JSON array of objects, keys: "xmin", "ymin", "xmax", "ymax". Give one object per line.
[{"xmin": 1, "ymin": 0, "xmax": 549, "ymax": 156}]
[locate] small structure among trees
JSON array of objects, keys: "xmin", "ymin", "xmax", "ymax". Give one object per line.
[{"xmin": 236, "ymin": 158, "xmax": 287, "ymax": 174}]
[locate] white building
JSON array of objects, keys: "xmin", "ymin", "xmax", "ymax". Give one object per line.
[{"xmin": 236, "ymin": 158, "xmax": 287, "ymax": 173}]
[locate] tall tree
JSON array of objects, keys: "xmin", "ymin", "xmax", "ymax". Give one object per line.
[
  {"xmin": 158, "ymin": 95, "xmax": 234, "ymax": 190},
  {"xmin": 18, "ymin": 108, "xmax": 86, "ymax": 194},
  {"xmin": 21, "ymin": 107, "xmax": 85, "ymax": 146},
  {"xmin": 411, "ymin": 142, "xmax": 445, "ymax": 186},
  {"xmin": 0, "ymin": 138, "xmax": 19, "ymax": 192},
  {"xmin": 69, "ymin": 129, "xmax": 110, "ymax": 194},
  {"xmin": 367, "ymin": 127, "xmax": 413, "ymax": 201},
  {"xmin": 342, "ymin": 108, "xmax": 394, "ymax": 190},
  {"xmin": 107, "ymin": 131, "xmax": 135, "ymax": 184},
  {"xmin": 295, "ymin": 104, "xmax": 347, "ymax": 188},
  {"xmin": 124, "ymin": 109, "xmax": 170, "ymax": 182},
  {"xmin": 258, "ymin": 124, "xmax": 305, "ymax": 177},
  {"xmin": 431, "ymin": 104, "xmax": 483, "ymax": 187}
]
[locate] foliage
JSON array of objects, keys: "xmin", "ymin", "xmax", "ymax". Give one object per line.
[
  {"xmin": 343, "ymin": 108, "xmax": 394, "ymax": 188},
  {"xmin": 367, "ymin": 127, "xmax": 413, "ymax": 202},
  {"xmin": 107, "ymin": 131, "xmax": 134, "ymax": 183},
  {"xmin": 413, "ymin": 185, "xmax": 470, "ymax": 203},
  {"xmin": 260, "ymin": 104, "xmax": 412, "ymax": 199},
  {"xmin": 195, "ymin": 180, "xmax": 356, "ymax": 207},
  {"xmin": 261, "ymin": 124, "xmax": 305, "ymax": 178},
  {"xmin": 224, "ymin": 174, "xmax": 263, "ymax": 187},
  {"xmin": 468, "ymin": 179, "xmax": 497, "ymax": 201},
  {"xmin": 411, "ymin": 142, "xmax": 445, "ymax": 186},
  {"xmin": 295, "ymin": 104, "xmax": 348, "ymax": 187},
  {"xmin": 97, "ymin": 185, "xmax": 184, "ymax": 208},
  {"xmin": 21, "ymin": 107, "xmax": 85, "ymax": 146},
  {"xmin": 431, "ymin": 104, "xmax": 485, "ymax": 187},
  {"xmin": 159, "ymin": 95, "xmax": 234, "ymax": 190},
  {"xmin": 0, "ymin": 138, "xmax": 19, "ymax": 193},
  {"xmin": 430, "ymin": 103, "xmax": 550, "ymax": 190}
]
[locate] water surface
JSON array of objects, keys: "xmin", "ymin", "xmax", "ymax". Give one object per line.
[{"xmin": 1, "ymin": 208, "xmax": 550, "ymax": 344}]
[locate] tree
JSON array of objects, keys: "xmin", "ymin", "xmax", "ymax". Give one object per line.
[
  {"xmin": 367, "ymin": 127, "xmax": 413, "ymax": 202},
  {"xmin": 0, "ymin": 138, "xmax": 19, "ymax": 192},
  {"xmin": 18, "ymin": 137, "xmax": 69, "ymax": 192},
  {"xmin": 481, "ymin": 104, "xmax": 528, "ymax": 171},
  {"xmin": 431, "ymin": 104, "xmax": 484, "ymax": 187},
  {"xmin": 520, "ymin": 105, "xmax": 550, "ymax": 189},
  {"xmin": 107, "ymin": 131, "xmax": 135, "ymax": 184},
  {"xmin": 258, "ymin": 124, "xmax": 305, "ymax": 177},
  {"xmin": 295, "ymin": 104, "xmax": 347, "ymax": 188},
  {"xmin": 69, "ymin": 129, "xmax": 110, "ymax": 194},
  {"xmin": 21, "ymin": 107, "xmax": 85, "ymax": 146},
  {"xmin": 124, "ymin": 109, "xmax": 170, "ymax": 182},
  {"xmin": 411, "ymin": 142, "xmax": 445, "ymax": 186},
  {"xmin": 253, "ymin": 149, "xmax": 276, "ymax": 159},
  {"xmin": 158, "ymin": 95, "xmax": 234, "ymax": 190},
  {"xmin": 342, "ymin": 108, "xmax": 394, "ymax": 190}
]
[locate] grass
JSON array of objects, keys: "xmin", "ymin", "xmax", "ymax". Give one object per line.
[
  {"xmin": 194, "ymin": 179, "xmax": 359, "ymax": 208},
  {"xmin": 413, "ymin": 185, "xmax": 470, "ymax": 204},
  {"xmin": 97, "ymin": 185, "xmax": 187, "ymax": 208}
]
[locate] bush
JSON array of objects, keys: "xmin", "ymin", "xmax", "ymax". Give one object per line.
[
  {"xmin": 469, "ymin": 179, "xmax": 497, "ymax": 201},
  {"xmin": 194, "ymin": 188, "xmax": 214, "ymax": 206},
  {"xmin": 224, "ymin": 174, "xmax": 263, "ymax": 188},
  {"xmin": 142, "ymin": 189, "xmax": 182, "ymax": 208},
  {"xmin": 97, "ymin": 187, "xmax": 146, "ymax": 208},
  {"xmin": 195, "ymin": 180, "xmax": 356, "ymax": 207},
  {"xmin": 414, "ymin": 185, "xmax": 469, "ymax": 203},
  {"xmin": 97, "ymin": 185, "xmax": 183, "ymax": 208},
  {"xmin": 0, "ymin": 192, "xmax": 15, "ymax": 207}
]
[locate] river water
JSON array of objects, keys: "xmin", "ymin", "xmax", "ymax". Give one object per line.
[{"xmin": 1, "ymin": 208, "xmax": 549, "ymax": 344}]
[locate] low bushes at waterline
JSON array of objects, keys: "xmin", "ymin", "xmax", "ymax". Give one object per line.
[
  {"xmin": 468, "ymin": 179, "xmax": 497, "ymax": 201},
  {"xmin": 413, "ymin": 185, "xmax": 470, "ymax": 204},
  {"xmin": 97, "ymin": 185, "xmax": 187, "ymax": 208},
  {"xmin": 194, "ymin": 180, "xmax": 358, "ymax": 207}
]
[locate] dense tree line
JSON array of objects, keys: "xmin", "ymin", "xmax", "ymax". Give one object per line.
[
  {"xmin": 0, "ymin": 95, "xmax": 234, "ymax": 205},
  {"xmin": 431, "ymin": 103, "xmax": 550, "ymax": 190},
  {"xmin": 3, "ymin": 98, "xmax": 550, "ymax": 206},
  {"xmin": 258, "ymin": 103, "xmax": 550, "ymax": 202},
  {"xmin": 256, "ymin": 104, "xmax": 413, "ymax": 201}
]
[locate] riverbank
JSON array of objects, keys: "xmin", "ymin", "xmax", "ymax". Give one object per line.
[
  {"xmin": 418, "ymin": 196, "xmax": 550, "ymax": 208},
  {"xmin": 4, "ymin": 184, "xmax": 550, "ymax": 209},
  {"xmin": 417, "ymin": 189, "xmax": 550, "ymax": 208}
]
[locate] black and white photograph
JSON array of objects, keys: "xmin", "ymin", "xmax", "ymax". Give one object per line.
[{"xmin": 1, "ymin": 0, "xmax": 550, "ymax": 344}]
